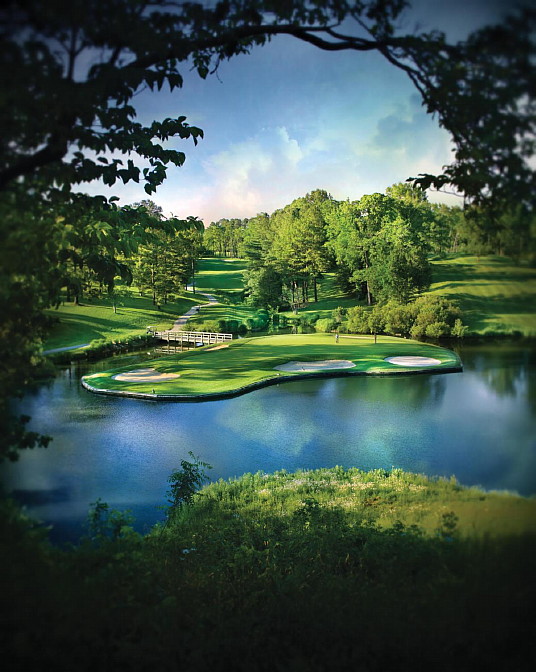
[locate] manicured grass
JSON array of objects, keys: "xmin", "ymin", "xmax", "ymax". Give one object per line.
[
  {"xmin": 194, "ymin": 257, "xmax": 247, "ymax": 293},
  {"xmin": 82, "ymin": 333, "xmax": 461, "ymax": 398},
  {"xmin": 428, "ymin": 254, "xmax": 536, "ymax": 336},
  {"xmin": 43, "ymin": 291, "xmax": 207, "ymax": 350},
  {"xmin": 186, "ymin": 302, "xmax": 267, "ymax": 328}
]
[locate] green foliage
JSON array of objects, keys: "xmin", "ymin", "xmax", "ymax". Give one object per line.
[
  {"xmin": 314, "ymin": 317, "xmax": 337, "ymax": 333},
  {"xmin": 86, "ymin": 498, "xmax": 136, "ymax": 544},
  {"xmin": 166, "ymin": 452, "xmax": 212, "ymax": 516},
  {"xmin": 2, "ymin": 468, "xmax": 536, "ymax": 671},
  {"xmin": 346, "ymin": 296, "xmax": 465, "ymax": 339}
]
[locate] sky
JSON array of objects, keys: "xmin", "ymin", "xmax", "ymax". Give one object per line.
[{"xmin": 81, "ymin": 0, "xmax": 514, "ymax": 224}]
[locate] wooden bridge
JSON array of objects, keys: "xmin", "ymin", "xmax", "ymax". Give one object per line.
[{"xmin": 152, "ymin": 329, "xmax": 233, "ymax": 346}]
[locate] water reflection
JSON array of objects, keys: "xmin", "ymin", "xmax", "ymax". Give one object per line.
[{"xmin": 1, "ymin": 342, "xmax": 535, "ymax": 542}]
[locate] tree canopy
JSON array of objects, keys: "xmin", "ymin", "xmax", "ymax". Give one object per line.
[{"xmin": 1, "ymin": 0, "xmax": 534, "ymax": 205}]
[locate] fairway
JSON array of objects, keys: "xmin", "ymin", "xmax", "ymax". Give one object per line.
[
  {"xmin": 194, "ymin": 257, "xmax": 247, "ymax": 293},
  {"xmin": 428, "ymin": 255, "xmax": 536, "ymax": 336},
  {"xmin": 82, "ymin": 333, "xmax": 461, "ymax": 400}
]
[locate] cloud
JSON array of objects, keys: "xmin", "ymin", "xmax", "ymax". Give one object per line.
[{"xmin": 199, "ymin": 126, "xmax": 305, "ymax": 219}]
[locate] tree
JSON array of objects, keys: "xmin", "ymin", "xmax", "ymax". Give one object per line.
[
  {"xmin": 166, "ymin": 452, "xmax": 212, "ymax": 518},
  {"xmin": 326, "ymin": 192, "xmax": 431, "ymax": 305},
  {"xmin": 270, "ymin": 192, "xmax": 332, "ymax": 305},
  {"xmin": 244, "ymin": 265, "xmax": 284, "ymax": 309}
]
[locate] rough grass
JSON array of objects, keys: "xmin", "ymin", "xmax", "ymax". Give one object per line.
[
  {"xmin": 43, "ymin": 291, "xmax": 206, "ymax": 350},
  {"xmin": 83, "ymin": 333, "xmax": 461, "ymax": 397},
  {"xmin": 185, "ymin": 466, "xmax": 536, "ymax": 541},
  {"xmin": 3, "ymin": 468, "xmax": 535, "ymax": 671},
  {"xmin": 428, "ymin": 254, "xmax": 536, "ymax": 336}
]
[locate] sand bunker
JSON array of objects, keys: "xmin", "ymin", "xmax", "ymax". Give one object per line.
[
  {"xmin": 384, "ymin": 356, "xmax": 441, "ymax": 367},
  {"xmin": 112, "ymin": 368, "xmax": 180, "ymax": 382},
  {"xmin": 274, "ymin": 360, "xmax": 356, "ymax": 372}
]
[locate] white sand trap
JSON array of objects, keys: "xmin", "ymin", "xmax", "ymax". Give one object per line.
[
  {"xmin": 274, "ymin": 360, "xmax": 356, "ymax": 372},
  {"xmin": 384, "ymin": 356, "xmax": 442, "ymax": 367},
  {"xmin": 112, "ymin": 368, "xmax": 180, "ymax": 382}
]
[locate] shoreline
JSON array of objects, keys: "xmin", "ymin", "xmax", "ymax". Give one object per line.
[{"xmin": 81, "ymin": 362, "xmax": 463, "ymax": 402}]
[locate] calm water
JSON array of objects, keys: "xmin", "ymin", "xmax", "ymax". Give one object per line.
[{"xmin": 2, "ymin": 341, "xmax": 535, "ymax": 542}]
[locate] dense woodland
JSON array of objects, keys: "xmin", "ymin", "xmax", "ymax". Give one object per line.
[{"xmin": 202, "ymin": 183, "xmax": 533, "ymax": 333}]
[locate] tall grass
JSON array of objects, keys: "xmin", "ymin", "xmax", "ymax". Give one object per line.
[{"xmin": 2, "ymin": 467, "xmax": 535, "ymax": 671}]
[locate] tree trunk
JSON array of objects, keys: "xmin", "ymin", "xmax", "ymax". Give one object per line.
[
  {"xmin": 313, "ymin": 277, "xmax": 318, "ymax": 302},
  {"xmin": 366, "ymin": 281, "xmax": 372, "ymax": 306}
]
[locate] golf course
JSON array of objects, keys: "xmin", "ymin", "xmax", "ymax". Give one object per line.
[{"xmin": 82, "ymin": 333, "xmax": 462, "ymax": 399}]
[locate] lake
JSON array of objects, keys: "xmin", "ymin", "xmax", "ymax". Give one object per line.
[{"xmin": 2, "ymin": 340, "xmax": 535, "ymax": 542}]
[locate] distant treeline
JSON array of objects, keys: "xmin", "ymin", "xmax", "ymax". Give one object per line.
[{"xmin": 203, "ymin": 184, "xmax": 534, "ymax": 311}]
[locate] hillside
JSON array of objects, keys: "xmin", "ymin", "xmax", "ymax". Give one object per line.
[
  {"xmin": 43, "ymin": 290, "xmax": 207, "ymax": 351},
  {"xmin": 428, "ymin": 254, "xmax": 536, "ymax": 336},
  {"xmin": 3, "ymin": 467, "xmax": 535, "ymax": 671}
]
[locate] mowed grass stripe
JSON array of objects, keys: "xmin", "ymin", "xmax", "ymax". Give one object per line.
[
  {"xmin": 82, "ymin": 333, "xmax": 461, "ymax": 398},
  {"xmin": 194, "ymin": 257, "xmax": 248, "ymax": 292},
  {"xmin": 429, "ymin": 255, "xmax": 536, "ymax": 336}
]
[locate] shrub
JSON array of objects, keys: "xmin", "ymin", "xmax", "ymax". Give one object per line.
[
  {"xmin": 315, "ymin": 318, "xmax": 337, "ymax": 333},
  {"xmin": 347, "ymin": 306, "xmax": 370, "ymax": 333},
  {"xmin": 382, "ymin": 301, "xmax": 416, "ymax": 336},
  {"xmin": 424, "ymin": 321, "xmax": 451, "ymax": 338},
  {"xmin": 332, "ymin": 306, "xmax": 348, "ymax": 323}
]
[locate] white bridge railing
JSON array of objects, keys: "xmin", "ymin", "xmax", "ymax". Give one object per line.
[{"xmin": 152, "ymin": 330, "xmax": 233, "ymax": 344}]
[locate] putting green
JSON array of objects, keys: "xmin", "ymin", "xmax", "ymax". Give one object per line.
[{"xmin": 81, "ymin": 333, "xmax": 462, "ymax": 400}]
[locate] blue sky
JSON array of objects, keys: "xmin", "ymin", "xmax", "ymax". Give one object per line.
[{"xmin": 82, "ymin": 0, "xmax": 512, "ymax": 224}]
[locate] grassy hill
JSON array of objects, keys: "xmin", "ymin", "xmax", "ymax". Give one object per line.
[
  {"xmin": 193, "ymin": 257, "xmax": 247, "ymax": 294},
  {"xmin": 43, "ymin": 291, "xmax": 208, "ymax": 351},
  {"xmin": 428, "ymin": 254, "xmax": 536, "ymax": 336},
  {"xmin": 3, "ymin": 467, "xmax": 535, "ymax": 671}
]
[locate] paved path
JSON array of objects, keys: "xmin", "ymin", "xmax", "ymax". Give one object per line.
[{"xmin": 169, "ymin": 289, "xmax": 218, "ymax": 331}]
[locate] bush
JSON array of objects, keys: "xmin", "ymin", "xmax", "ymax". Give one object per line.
[
  {"xmin": 382, "ymin": 301, "xmax": 416, "ymax": 336},
  {"xmin": 315, "ymin": 318, "xmax": 337, "ymax": 333},
  {"xmin": 424, "ymin": 321, "xmax": 451, "ymax": 338},
  {"xmin": 332, "ymin": 306, "xmax": 348, "ymax": 323},
  {"xmin": 347, "ymin": 296, "xmax": 467, "ymax": 340},
  {"xmin": 347, "ymin": 306, "xmax": 370, "ymax": 333}
]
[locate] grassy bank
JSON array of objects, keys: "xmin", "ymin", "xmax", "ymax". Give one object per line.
[
  {"xmin": 428, "ymin": 254, "xmax": 536, "ymax": 336},
  {"xmin": 43, "ymin": 291, "xmax": 207, "ymax": 351},
  {"xmin": 3, "ymin": 466, "xmax": 535, "ymax": 671},
  {"xmin": 82, "ymin": 333, "xmax": 461, "ymax": 398}
]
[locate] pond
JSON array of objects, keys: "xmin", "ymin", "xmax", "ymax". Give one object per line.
[{"xmin": 2, "ymin": 340, "xmax": 535, "ymax": 543}]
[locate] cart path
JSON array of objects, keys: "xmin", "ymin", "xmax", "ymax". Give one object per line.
[
  {"xmin": 43, "ymin": 290, "xmax": 219, "ymax": 352},
  {"xmin": 169, "ymin": 289, "xmax": 218, "ymax": 331}
]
